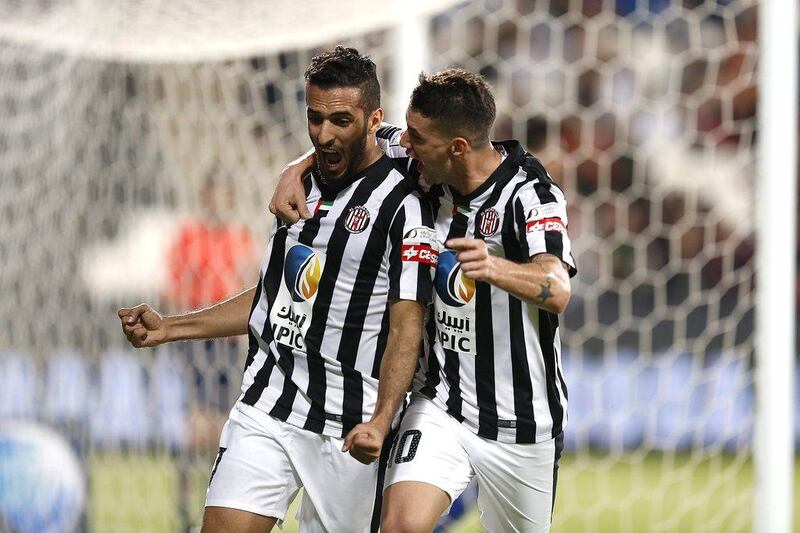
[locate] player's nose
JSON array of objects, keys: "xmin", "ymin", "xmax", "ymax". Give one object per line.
[
  {"xmin": 399, "ymin": 129, "xmax": 411, "ymax": 149},
  {"xmin": 317, "ymin": 121, "xmax": 336, "ymax": 147}
]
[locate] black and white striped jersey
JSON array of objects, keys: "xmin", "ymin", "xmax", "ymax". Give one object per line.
[
  {"xmin": 377, "ymin": 126, "xmax": 577, "ymax": 444},
  {"xmin": 238, "ymin": 154, "xmax": 437, "ymax": 438}
]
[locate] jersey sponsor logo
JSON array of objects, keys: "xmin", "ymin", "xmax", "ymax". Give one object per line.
[
  {"xmin": 477, "ymin": 208, "xmax": 501, "ymax": 237},
  {"xmin": 272, "ymin": 242, "xmax": 325, "ymax": 350},
  {"xmin": 434, "ymin": 251, "xmax": 475, "ymax": 307},
  {"xmin": 283, "ymin": 245, "xmax": 323, "ymax": 302},
  {"xmin": 401, "ymin": 244, "xmax": 438, "ymax": 266},
  {"xmin": 434, "ymin": 251, "xmax": 476, "ymax": 354},
  {"xmin": 526, "ymin": 217, "xmax": 566, "ymax": 234},
  {"xmin": 343, "ymin": 206, "xmax": 371, "ymax": 233}
]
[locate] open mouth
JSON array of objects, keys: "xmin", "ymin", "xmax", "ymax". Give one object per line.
[
  {"xmin": 405, "ymin": 149, "xmax": 425, "ymax": 176},
  {"xmin": 319, "ymin": 149, "xmax": 344, "ymax": 173}
]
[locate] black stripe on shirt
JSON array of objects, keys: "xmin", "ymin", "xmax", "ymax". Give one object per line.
[
  {"xmin": 501, "ymin": 189, "xmax": 538, "ymax": 443},
  {"xmin": 475, "ymin": 280, "xmax": 498, "ymax": 440},
  {"xmin": 416, "ymin": 197, "xmax": 436, "ymax": 298},
  {"xmin": 526, "ymin": 159, "xmax": 565, "ymax": 262},
  {"xmin": 419, "ymin": 306, "xmax": 439, "ymax": 399},
  {"xmin": 439, "ymin": 203, "xmax": 470, "ymax": 418},
  {"xmin": 372, "ymin": 303, "xmax": 390, "ymax": 380},
  {"xmin": 377, "ymin": 125, "xmax": 402, "ymax": 140},
  {"xmin": 242, "ymin": 228, "xmax": 288, "ymax": 405},
  {"xmin": 538, "ymin": 309, "xmax": 565, "ymax": 438},
  {"xmin": 442, "ymin": 348, "xmax": 464, "ymax": 422},
  {"xmin": 369, "ymin": 426, "xmax": 399, "ymax": 532},
  {"xmin": 508, "ymin": 295, "xmax": 536, "ymax": 442},
  {"xmin": 263, "ymin": 207, "xmax": 328, "ymax": 420},
  {"xmin": 386, "ymin": 205, "xmax": 407, "ymax": 300},
  {"xmin": 338, "ymin": 180, "xmax": 415, "ymax": 433},
  {"xmin": 303, "ymin": 159, "xmax": 396, "ymax": 432},
  {"xmin": 243, "ymin": 276, "xmax": 264, "ymax": 372}
]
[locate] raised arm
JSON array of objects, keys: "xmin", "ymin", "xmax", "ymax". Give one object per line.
[
  {"xmin": 118, "ymin": 285, "xmax": 257, "ymax": 348},
  {"xmin": 342, "ymin": 299, "xmax": 424, "ymax": 464},
  {"xmin": 446, "ymin": 240, "xmax": 571, "ymax": 314}
]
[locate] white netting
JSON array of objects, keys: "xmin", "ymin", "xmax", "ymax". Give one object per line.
[
  {"xmin": 0, "ymin": 0, "xmax": 765, "ymax": 531},
  {"xmin": 422, "ymin": 1, "xmax": 759, "ymax": 530},
  {"xmin": 0, "ymin": 0, "xmax": 462, "ymax": 62}
]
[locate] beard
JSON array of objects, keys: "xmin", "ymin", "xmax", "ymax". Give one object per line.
[{"xmin": 315, "ymin": 123, "xmax": 369, "ymax": 183}]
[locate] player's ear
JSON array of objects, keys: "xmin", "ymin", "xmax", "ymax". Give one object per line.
[
  {"xmin": 451, "ymin": 137, "xmax": 469, "ymax": 157},
  {"xmin": 367, "ymin": 108, "xmax": 384, "ymax": 134}
]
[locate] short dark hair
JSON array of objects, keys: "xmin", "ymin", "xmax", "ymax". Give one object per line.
[
  {"xmin": 410, "ymin": 69, "xmax": 495, "ymax": 146},
  {"xmin": 304, "ymin": 46, "xmax": 381, "ymax": 114}
]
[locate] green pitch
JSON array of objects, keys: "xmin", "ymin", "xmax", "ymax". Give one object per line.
[{"xmin": 89, "ymin": 452, "xmax": 800, "ymax": 532}]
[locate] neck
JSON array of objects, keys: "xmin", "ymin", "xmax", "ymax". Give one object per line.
[
  {"xmin": 451, "ymin": 143, "xmax": 503, "ymax": 196},
  {"xmin": 350, "ymin": 137, "xmax": 383, "ymax": 177}
]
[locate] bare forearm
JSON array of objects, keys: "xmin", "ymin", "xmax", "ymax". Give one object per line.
[
  {"xmin": 487, "ymin": 256, "xmax": 571, "ymax": 314},
  {"xmin": 371, "ymin": 343, "xmax": 418, "ymax": 432},
  {"xmin": 288, "ymin": 149, "xmax": 315, "ymax": 181},
  {"xmin": 164, "ymin": 286, "xmax": 256, "ymax": 341},
  {"xmin": 370, "ymin": 302, "xmax": 424, "ymax": 433}
]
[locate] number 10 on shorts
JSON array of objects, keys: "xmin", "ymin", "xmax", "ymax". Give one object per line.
[{"xmin": 388, "ymin": 430, "xmax": 422, "ymax": 467}]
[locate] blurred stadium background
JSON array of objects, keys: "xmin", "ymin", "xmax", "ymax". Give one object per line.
[{"xmin": 0, "ymin": 0, "xmax": 797, "ymax": 531}]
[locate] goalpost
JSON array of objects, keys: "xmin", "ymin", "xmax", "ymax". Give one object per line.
[
  {"xmin": 0, "ymin": 1, "xmax": 795, "ymax": 532},
  {"xmin": 755, "ymin": 0, "xmax": 797, "ymax": 531}
]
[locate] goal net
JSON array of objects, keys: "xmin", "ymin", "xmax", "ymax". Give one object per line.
[{"xmin": 0, "ymin": 0, "xmax": 768, "ymax": 531}]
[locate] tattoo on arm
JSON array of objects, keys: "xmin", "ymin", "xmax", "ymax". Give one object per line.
[
  {"xmin": 535, "ymin": 277, "xmax": 554, "ymax": 304},
  {"xmin": 533, "ymin": 259, "xmax": 555, "ymax": 305}
]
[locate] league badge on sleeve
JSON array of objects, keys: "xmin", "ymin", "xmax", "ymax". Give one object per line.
[
  {"xmin": 401, "ymin": 226, "xmax": 439, "ymax": 266},
  {"xmin": 526, "ymin": 203, "xmax": 567, "ymax": 234}
]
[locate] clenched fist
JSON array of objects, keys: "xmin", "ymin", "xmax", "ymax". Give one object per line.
[{"xmin": 117, "ymin": 304, "xmax": 168, "ymax": 348}]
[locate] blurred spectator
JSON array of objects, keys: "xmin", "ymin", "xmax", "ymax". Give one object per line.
[
  {"xmin": 164, "ymin": 174, "xmax": 257, "ymax": 451},
  {"xmin": 166, "ymin": 178, "xmax": 256, "ymax": 310}
]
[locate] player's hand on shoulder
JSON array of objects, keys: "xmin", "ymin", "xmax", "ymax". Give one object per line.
[
  {"xmin": 269, "ymin": 161, "xmax": 311, "ymax": 224},
  {"xmin": 342, "ymin": 422, "xmax": 386, "ymax": 465},
  {"xmin": 117, "ymin": 303, "xmax": 167, "ymax": 348}
]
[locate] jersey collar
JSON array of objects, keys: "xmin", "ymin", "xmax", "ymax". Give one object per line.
[
  {"xmin": 447, "ymin": 140, "xmax": 526, "ymax": 205},
  {"xmin": 314, "ymin": 153, "xmax": 394, "ymax": 197}
]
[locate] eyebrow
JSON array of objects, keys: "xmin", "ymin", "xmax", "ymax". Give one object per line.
[{"xmin": 307, "ymin": 109, "xmax": 356, "ymax": 119}]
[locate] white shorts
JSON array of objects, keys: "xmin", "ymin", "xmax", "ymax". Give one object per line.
[
  {"xmin": 206, "ymin": 404, "xmax": 386, "ymax": 533},
  {"xmin": 384, "ymin": 394, "xmax": 564, "ymax": 533}
]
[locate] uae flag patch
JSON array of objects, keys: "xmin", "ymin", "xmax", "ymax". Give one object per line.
[{"xmin": 314, "ymin": 199, "xmax": 334, "ymax": 215}]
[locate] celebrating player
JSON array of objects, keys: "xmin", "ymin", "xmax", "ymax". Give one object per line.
[
  {"xmin": 118, "ymin": 47, "xmax": 436, "ymax": 533},
  {"xmin": 270, "ymin": 68, "xmax": 576, "ymax": 532}
]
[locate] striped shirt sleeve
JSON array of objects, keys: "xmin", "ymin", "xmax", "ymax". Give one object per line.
[
  {"xmin": 376, "ymin": 123, "xmax": 405, "ymax": 157},
  {"xmin": 513, "ymin": 181, "xmax": 577, "ymax": 277},
  {"xmin": 376, "ymin": 123, "xmax": 422, "ymax": 180},
  {"xmin": 387, "ymin": 192, "xmax": 437, "ymax": 302}
]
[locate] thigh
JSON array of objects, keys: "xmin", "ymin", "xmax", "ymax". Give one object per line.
[
  {"xmin": 201, "ymin": 506, "xmax": 277, "ymax": 533},
  {"xmin": 288, "ymin": 427, "xmax": 383, "ymax": 533},
  {"xmin": 383, "ymin": 397, "xmax": 474, "ymax": 518},
  {"xmin": 205, "ymin": 406, "xmax": 302, "ymax": 522},
  {"xmin": 382, "ymin": 482, "xmax": 451, "ymax": 533},
  {"xmin": 470, "ymin": 433, "xmax": 564, "ymax": 533}
]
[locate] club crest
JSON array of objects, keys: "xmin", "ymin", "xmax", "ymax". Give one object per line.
[
  {"xmin": 477, "ymin": 208, "xmax": 500, "ymax": 237},
  {"xmin": 343, "ymin": 206, "xmax": 371, "ymax": 233}
]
